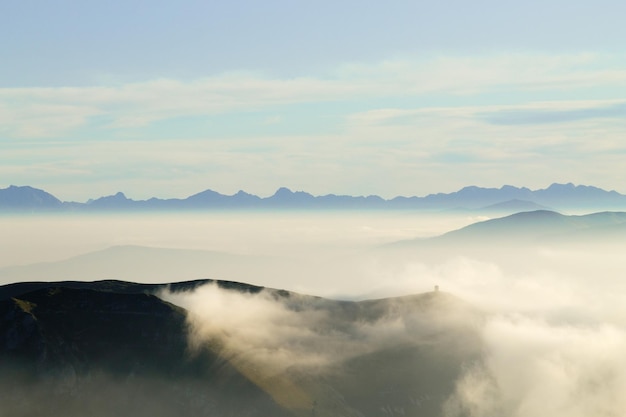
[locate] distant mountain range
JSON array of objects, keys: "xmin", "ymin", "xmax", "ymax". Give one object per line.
[
  {"xmin": 2, "ymin": 183, "xmax": 626, "ymax": 212},
  {"xmin": 1, "ymin": 279, "xmax": 481, "ymax": 417}
]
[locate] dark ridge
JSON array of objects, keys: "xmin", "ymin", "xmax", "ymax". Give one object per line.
[{"xmin": 0, "ymin": 279, "xmax": 267, "ymax": 302}]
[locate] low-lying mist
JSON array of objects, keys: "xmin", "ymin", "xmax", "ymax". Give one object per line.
[
  {"xmin": 162, "ymin": 282, "xmax": 479, "ymax": 371},
  {"xmin": 3, "ymin": 210, "xmax": 626, "ymax": 415},
  {"xmin": 157, "ymin": 246, "xmax": 626, "ymax": 416},
  {"xmin": 0, "ymin": 211, "xmax": 461, "ymax": 267},
  {"xmin": 0, "ymin": 211, "xmax": 477, "ymax": 295},
  {"xmin": 445, "ymin": 315, "xmax": 626, "ymax": 417}
]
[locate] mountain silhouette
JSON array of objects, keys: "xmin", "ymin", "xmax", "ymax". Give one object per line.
[
  {"xmin": 476, "ymin": 199, "xmax": 551, "ymax": 213},
  {"xmin": 0, "ymin": 185, "xmax": 63, "ymax": 211},
  {"xmin": 386, "ymin": 210, "xmax": 626, "ymax": 249},
  {"xmin": 3, "ymin": 183, "xmax": 626, "ymax": 212},
  {"xmin": 438, "ymin": 210, "xmax": 626, "ymax": 242}
]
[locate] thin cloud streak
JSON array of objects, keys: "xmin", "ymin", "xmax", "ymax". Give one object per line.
[
  {"xmin": 1, "ymin": 53, "xmax": 624, "ymax": 139},
  {"xmin": 480, "ymin": 101, "xmax": 626, "ymax": 126}
]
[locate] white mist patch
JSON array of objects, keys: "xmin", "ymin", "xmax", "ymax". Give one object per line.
[
  {"xmin": 160, "ymin": 282, "xmax": 480, "ymax": 375},
  {"xmin": 161, "ymin": 284, "xmax": 332, "ymax": 374},
  {"xmin": 159, "ymin": 281, "xmax": 486, "ymax": 414},
  {"xmin": 357, "ymin": 257, "xmax": 581, "ymax": 312},
  {"xmin": 0, "ymin": 211, "xmax": 472, "ymax": 265},
  {"xmin": 356, "ymin": 248, "xmax": 626, "ymax": 417},
  {"xmin": 445, "ymin": 316, "xmax": 626, "ymax": 417}
]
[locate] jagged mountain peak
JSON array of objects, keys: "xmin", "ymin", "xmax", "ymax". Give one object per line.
[{"xmin": 2, "ymin": 183, "xmax": 626, "ymax": 212}]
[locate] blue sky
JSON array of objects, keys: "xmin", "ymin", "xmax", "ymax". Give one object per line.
[{"xmin": 2, "ymin": 0, "xmax": 626, "ymax": 200}]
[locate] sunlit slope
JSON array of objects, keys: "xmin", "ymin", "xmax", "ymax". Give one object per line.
[{"xmin": 1, "ymin": 280, "xmax": 483, "ymax": 417}]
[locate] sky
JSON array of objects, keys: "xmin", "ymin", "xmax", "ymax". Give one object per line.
[{"xmin": 2, "ymin": 0, "xmax": 626, "ymax": 201}]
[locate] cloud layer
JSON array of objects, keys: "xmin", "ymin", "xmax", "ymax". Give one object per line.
[{"xmin": 445, "ymin": 317, "xmax": 626, "ymax": 417}]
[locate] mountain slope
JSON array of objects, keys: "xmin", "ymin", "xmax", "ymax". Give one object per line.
[
  {"xmin": 477, "ymin": 199, "xmax": 551, "ymax": 214},
  {"xmin": 387, "ymin": 210, "xmax": 626, "ymax": 248},
  {"xmin": 0, "ymin": 185, "xmax": 63, "ymax": 211},
  {"xmin": 437, "ymin": 210, "xmax": 626, "ymax": 242},
  {"xmin": 1, "ymin": 280, "xmax": 483, "ymax": 417}
]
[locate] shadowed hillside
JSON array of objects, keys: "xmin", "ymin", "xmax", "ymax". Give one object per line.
[
  {"xmin": 1, "ymin": 280, "xmax": 483, "ymax": 417},
  {"xmin": 0, "ymin": 281, "xmax": 291, "ymax": 417}
]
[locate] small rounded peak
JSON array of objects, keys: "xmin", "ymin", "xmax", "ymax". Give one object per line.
[
  {"xmin": 459, "ymin": 185, "xmax": 480, "ymax": 191},
  {"xmin": 548, "ymin": 182, "xmax": 575, "ymax": 190},
  {"xmin": 514, "ymin": 209, "xmax": 559, "ymax": 215},
  {"xmin": 273, "ymin": 187, "xmax": 293, "ymax": 196},
  {"xmin": 7, "ymin": 185, "xmax": 35, "ymax": 191}
]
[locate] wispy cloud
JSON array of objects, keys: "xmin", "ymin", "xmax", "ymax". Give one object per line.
[
  {"xmin": 1, "ymin": 53, "xmax": 624, "ymax": 140},
  {"xmin": 349, "ymin": 99, "xmax": 626, "ymax": 127},
  {"xmin": 0, "ymin": 76, "xmax": 351, "ymax": 138},
  {"xmin": 2, "ymin": 52, "xmax": 625, "ymax": 199},
  {"xmin": 479, "ymin": 101, "xmax": 626, "ymax": 125}
]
